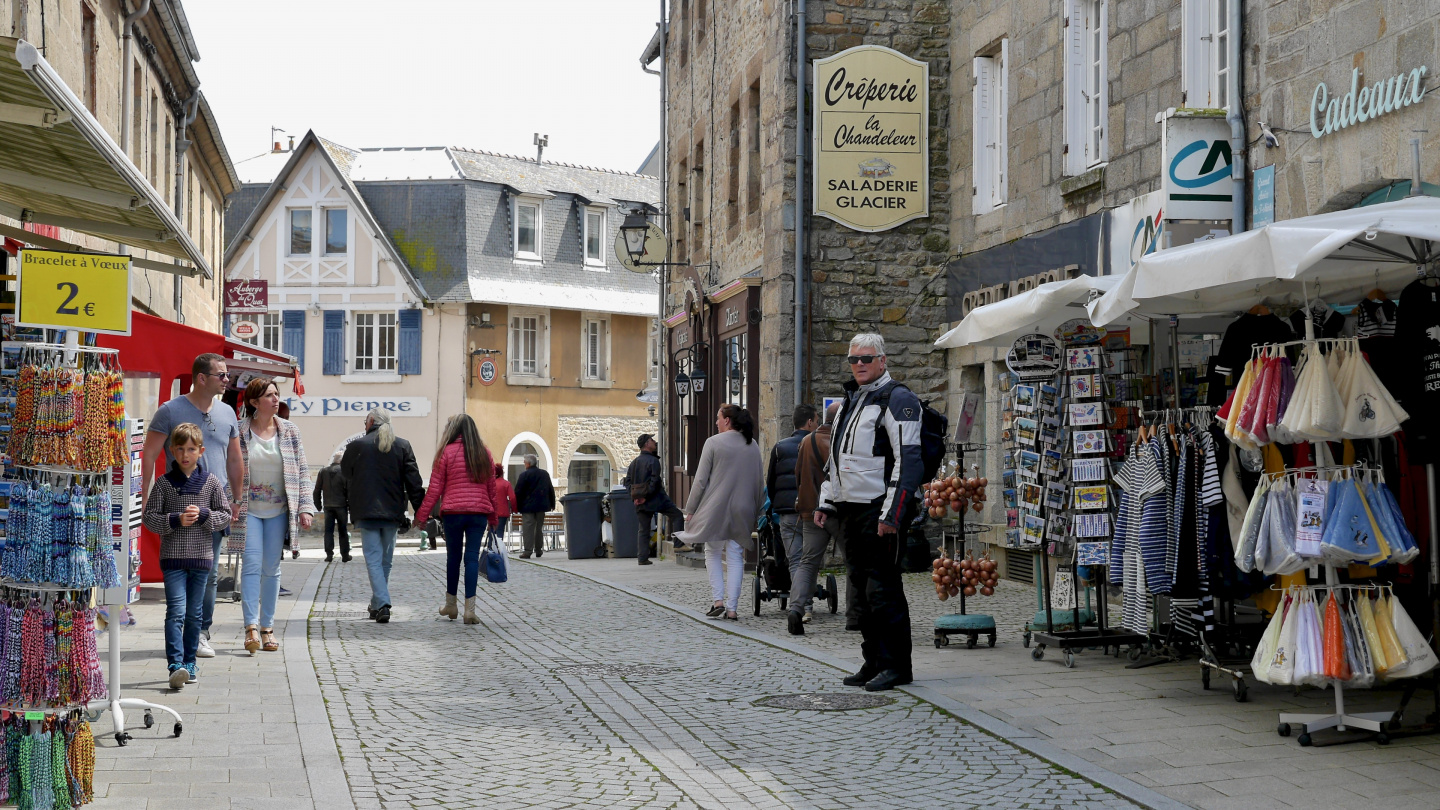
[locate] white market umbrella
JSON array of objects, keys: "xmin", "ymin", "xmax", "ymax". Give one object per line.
[
  {"xmin": 935, "ymin": 274, "xmax": 1137, "ymax": 349},
  {"xmin": 1088, "ymin": 197, "xmax": 1440, "ymax": 325}
]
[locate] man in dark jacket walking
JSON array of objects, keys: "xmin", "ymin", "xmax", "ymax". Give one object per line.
[
  {"xmin": 341, "ymin": 410, "xmax": 425, "ymax": 623},
  {"xmin": 767, "ymin": 405, "xmax": 819, "ymax": 634},
  {"xmin": 624, "ymin": 434, "xmax": 684, "ymax": 566},
  {"xmin": 312, "ymin": 451, "xmax": 350, "ymax": 563},
  {"xmin": 513, "ymin": 454, "xmax": 556, "ymax": 559}
]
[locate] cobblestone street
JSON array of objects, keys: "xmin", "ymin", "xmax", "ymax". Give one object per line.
[{"xmin": 309, "ymin": 550, "xmax": 1139, "ymax": 809}]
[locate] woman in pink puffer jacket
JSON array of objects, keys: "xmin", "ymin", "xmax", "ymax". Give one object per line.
[{"xmin": 415, "ymin": 414, "xmax": 498, "ymax": 624}]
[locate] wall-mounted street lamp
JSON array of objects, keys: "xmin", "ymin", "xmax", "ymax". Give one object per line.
[
  {"xmin": 670, "ymin": 341, "xmax": 708, "ymax": 400},
  {"xmin": 619, "ymin": 212, "xmax": 687, "ymax": 267}
]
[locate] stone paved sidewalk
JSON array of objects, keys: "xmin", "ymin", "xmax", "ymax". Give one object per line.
[
  {"xmin": 309, "ymin": 548, "xmax": 1141, "ymax": 810},
  {"xmin": 540, "ymin": 556, "xmax": 1440, "ymax": 810}
]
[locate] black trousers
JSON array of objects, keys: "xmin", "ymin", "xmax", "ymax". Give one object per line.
[
  {"xmin": 324, "ymin": 507, "xmax": 350, "ymax": 557},
  {"xmin": 837, "ymin": 501, "xmax": 911, "ymax": 674},
  {"xmin": 637, "ymin": 505, "xmax": 684, "ymax": 562}
]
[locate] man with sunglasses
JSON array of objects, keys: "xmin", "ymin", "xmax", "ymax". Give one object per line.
[
  {"xmin": 144, "ymin": 353, "xmax": 244, "ymax": 659},
  {"xmin": 814, "ymin": 333, "xmax": 923, "ymax": 692}
]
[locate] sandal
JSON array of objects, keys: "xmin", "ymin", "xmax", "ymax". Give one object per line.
[
  {"xmin": 260, "ymin": 628, "xmax": 279, "ymax": 652},
  {"xmin": 244, "ymin": 625, "xmax": 261, "ymax": 656}
]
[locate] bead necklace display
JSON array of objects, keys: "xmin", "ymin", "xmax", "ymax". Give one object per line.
[
  {"xmin": 0, "ymin": 593, "xmax": 106, "ymax": 710},
  {"xmin": 2, "ymin": 482, "xmax": 117, "ymax": 590},
  {"xmin": 0, "ymin": 712, "xmax": 92, "ymax": 808},
  {"xmin": 9, "ymin": 350, "xmax": 125, "ymax": 473}
]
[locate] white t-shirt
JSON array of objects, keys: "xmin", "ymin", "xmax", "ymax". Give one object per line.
[{"xmin": 246, "ymin": 433, "xmax": 287, "ymax": 519}]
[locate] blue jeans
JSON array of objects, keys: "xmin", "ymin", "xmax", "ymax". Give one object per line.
[
  {"xmin": 242, "ymin": 513, "xmax": 287, "ymax": 628},
  {"xmin": 163, "ymin": 567, "xmax": 208, "ymax": 668},
  {"xmin": 358, "ymin": 520, "xmax": 399, "ymax": 610},
  {"xmin": 201, "ymin": 531, "xmax": 224, "ymax": 634},
  {"xmin": 443, "ymin": 514, "xmax": 491, "ymax": 598}
]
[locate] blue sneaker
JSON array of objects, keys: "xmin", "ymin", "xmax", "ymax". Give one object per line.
[
  {"xmin": 184, "ymin": 662, "xmax": 198, "ymax": 684},
  {"xmin": 167, "ymin": 664, "xmax": 188, "ymax": 690}
]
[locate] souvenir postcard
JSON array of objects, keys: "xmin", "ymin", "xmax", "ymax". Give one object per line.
[
  {"xmin": 1002, "ymin": 488, "xmax": 1018, "ymax": 508},
  {"xmin": 1039, "ymin": 384, "xmax": 1059, "ymax": 410},
  {"xmin": 1076, "ymin": 540, "xmax": 1111, "ymax": 564},
  {"xmin": 1045, "ymin": 481, "xmax": 1067, "ymax": 510},
  {"xmin": 1041, "ymin": 412, "xmax": 1062, "ymax": 429},
  {"xmin": 1071, "ymin": 457, "xmax": 1108, "ymax": 482},
  {"xmin": 1022, "ymin": 514, "xmax": 1045, "ymax": 543},
  {"xmin": 1039, "ymin": 425, "xmax": 1059, "ymax": 446},
  {"xmin": 1000, "ymin": 427, "xmax": 1015, "ymax": 444},
  {"xmin": 1072, "ymin": 485, "xmax": 1109, "ymax": 510},
  {"xmin": 1048, "ymin": 512, "xmax": 1069, "ymax": 537},
  {"xmin": 1018, "ymin": 450, "xmax": 1041, "ymax": 475},
  {"xmin": 1067, "ymin": 402, "xmax": 1103, "ymax": 426},
  {"xmin": 1006, "ymin": 508, "xmax": 1019, "ymax": 528},
  {"xmin": 1042, "ymin": 448, "xmax": 1064, "ymax": 477},
  {"xmin": 1002, "ymin": 469, "xmax": 1017, "ymax": 488},
  {"xmin": 1014, "ymin": 384, "xmax": 1037, "ymax": 412},
  {"xmin": 1066, "ymin": 346, "xmax": 1100, "ymax": 370},
  {"xmin": 1020, "ymin": 482, "xmax": 1043, "ymax": 511},
  {"xmin": 1005, "ymin": 528, "xmax": 1023, "ymax": 548},
  {"xmin": 1015, "ymin": 417, "xmax": 1038, "ymax": 445},
  {"xmin": 1073, "ymin": 430, "xmax": 1107, "ymax": 454}
]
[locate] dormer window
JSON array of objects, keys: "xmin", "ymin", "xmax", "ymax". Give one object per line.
[{"xmin": 514, "ymin": 199, "xmax": 542, "ymax": 261}]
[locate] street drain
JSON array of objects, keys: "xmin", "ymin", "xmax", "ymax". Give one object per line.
[
  {"xmin": 753, "ymin": 693, "xmax": 895, "ymax": 711},
  {"xmin": 551, "ymin": 664, "xmax": 678, "ymax": 677},
  {"xmin": 310, "ymin": 610, "xmax": 373, "ymax": 618}
]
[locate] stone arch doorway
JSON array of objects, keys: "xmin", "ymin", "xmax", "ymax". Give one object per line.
[
  {"xmin": 502, "ymin": 432, "xmax": 553, "ymax": 484},
  {"xmin": 566, "ymin": 443, "xmax": 615, "ymax": 494}
]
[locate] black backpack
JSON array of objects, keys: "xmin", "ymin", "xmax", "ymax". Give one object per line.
[{"xmin": 874, "ymin": 384, "xmax": 949, "ymax": 482}]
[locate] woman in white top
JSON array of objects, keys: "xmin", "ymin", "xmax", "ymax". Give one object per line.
[{"xmin": 235, "ymin": 377, "xmax": 316, "ymax": 654}]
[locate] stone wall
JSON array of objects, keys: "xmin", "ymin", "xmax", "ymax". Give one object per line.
[{"xmin": 554, "ymin": 414, "xmax": 659, "ymax": 495}]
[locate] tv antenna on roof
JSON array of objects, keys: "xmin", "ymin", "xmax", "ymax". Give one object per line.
[{"xmin": 534, "ymin": 133, "xmax": 549, "ymax": 163}]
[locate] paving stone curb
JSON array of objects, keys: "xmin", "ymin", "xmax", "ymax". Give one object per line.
[
  {"xmin": 283, "ymin": 561, "xmax": 356, "ymax": 810},
  {"xmin": 525, "ymin": 557, "xmax": 1194, "ymax": 810}
]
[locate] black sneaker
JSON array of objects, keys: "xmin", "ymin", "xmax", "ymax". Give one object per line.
[
  {"xmin": 638, "ymin": 558, "xmax": 653, "ymax": 566},
  {"xmin": 341, "ymin": 555, "xmax": 352, "ymax": 562},
  {"xmin": 535, "ymin": 550, "xmax": 543, "ymax": 558},
  {"xmin": 325, "ymin": 554, "xmax": 334, "ymax": 562},
  {"xmin": 845, "ymin": 618, "xmax": 861, "ymax": 632},
  {"xmin": 843, "ymin": 665, "xmax": 880, "ymax": 687},
  {"xmin": 864, "ymin": 670, "xmax": 913, "ymax": 692},
  {"xmin": 787, "ymin": 611, "xmax": 805, "ymax": 636},
  {"xmin": 375, "ymin": 605, "xmax": 391, "ymax": 624},
  {"xmin": 367, "ymin": 607, "xmax": 378, "ymax": 620}
]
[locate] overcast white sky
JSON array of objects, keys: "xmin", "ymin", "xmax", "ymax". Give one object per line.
[{"xmin": 185, "ymin": 1, "xmax": 663, "ymax": 173}]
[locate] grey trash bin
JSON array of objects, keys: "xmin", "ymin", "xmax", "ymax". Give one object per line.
[
  {"xmin": 608, "ymin": 487, "xmax": 640, "ymax": 558},
  {"xmin": 561, "ymin": 491, "xmax": 607, "ymax": 559}
]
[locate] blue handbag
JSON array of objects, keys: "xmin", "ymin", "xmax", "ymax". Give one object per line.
[{"xmin": 481, "ymin": 534, "xmax": 508, "ymax": 583}]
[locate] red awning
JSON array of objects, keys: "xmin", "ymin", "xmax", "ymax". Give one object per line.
[{"xmin": 96, "ymin": 311, "xmax": 299, "ymax": 407}]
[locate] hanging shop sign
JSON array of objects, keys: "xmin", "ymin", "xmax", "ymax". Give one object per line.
[
  {"xmin": 224, "ymin": 279, "xmax": 269, "ymax": 313},
  {"xmin": 477, "ymin": 359, "xmax": 498, "ymax": 386},
  {"xmin": 1310, "ymin": 66, "xmax": 1428, "ymax": 140},
  {"xmin": 231, "ymin": 320, "xmax": 260, "ymax": 341},
  {"xmin": 1252, "ymin": 165, "xmax": 1276, "ymax": 228},
  {"xmin": 615, "ymin": 223, "xmax": 667, "ymax": 274},
  {"xmin": 1161, "ymin": 112, "xmax": 1234, "ymax": 221},
  {"xmin": 1108, "ymin": 190, "xmax": 1166, "ymax": 275},
  {"xmin": 1005, "ymin": 332, "xmax": 1062, "ymax": 381},
  {"xmin": 813, "ymin": 44, "xmax": 929, "ymax": 232},
  {"xmin": 282, "ymin": 396, "xmax": 432, "ymax": 417},
  {"xmin": 15, "ymin": 249, "xmax": 131, "ymax": 335}
]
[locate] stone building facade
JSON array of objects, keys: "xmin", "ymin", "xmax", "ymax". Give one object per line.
[{"xmin": 554, "ymin": 414, "xmax": 659, "ymax": 498}]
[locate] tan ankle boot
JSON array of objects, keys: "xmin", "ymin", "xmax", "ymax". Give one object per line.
[
  {"xmin": 464, "ymin": 597, "xmax": 479, "ymax": 624},
  {"xmin": 439, "ymin": 594, "xmax": 458, "ymax": 620}
]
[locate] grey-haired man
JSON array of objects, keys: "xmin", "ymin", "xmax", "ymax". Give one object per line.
[{"xmin": 513, "ymin": 454, "xmax": 556, "ymax": 558}]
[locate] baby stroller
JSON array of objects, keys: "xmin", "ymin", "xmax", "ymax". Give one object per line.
[{"xmin": 752, "ymin": 511, "xmax": 840, "ymax": 616}]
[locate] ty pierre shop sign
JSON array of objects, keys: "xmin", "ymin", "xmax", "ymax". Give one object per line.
[
  {"xmin": 283, "ymin": 396, "xmax": 431, "ymax": 417},
  {"xmin": 813, "ymin": 45, "xmax": 930, "ymax": 232}
]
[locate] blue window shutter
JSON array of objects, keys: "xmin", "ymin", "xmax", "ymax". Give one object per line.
[
  {"xmin": 282, "ymin": 310, "xmax": 306, "ymax": 372},
  {"xmin": 323, "ymin": 310, "xmax": 345, "ymax": 376},
  {"xmin": 397, "ymin": 309, "xmax": 422, "ymax": 376}
]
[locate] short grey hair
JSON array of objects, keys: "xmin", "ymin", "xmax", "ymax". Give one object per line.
[
  {"xmin": 849, "ymin": 333, "xmax": 886, "ymax": 356},
  {"xmin": 523, "ymin": 453, "xmax": 539, "ymax": 467}
]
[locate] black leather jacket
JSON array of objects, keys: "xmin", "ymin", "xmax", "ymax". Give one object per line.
[{"xmin": 340, "ymin": 426, "xmax": 425, "ymax": 523}]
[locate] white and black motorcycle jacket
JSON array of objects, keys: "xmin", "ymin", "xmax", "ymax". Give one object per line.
[{"xmin": 817, "ymin": 372, "xmax": 923, "ymax": 527}]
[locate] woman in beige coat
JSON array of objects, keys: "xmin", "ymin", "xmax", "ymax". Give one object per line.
[{"xmin": 676, "ymin": 404, "xmax": 765, "ymax": 620}]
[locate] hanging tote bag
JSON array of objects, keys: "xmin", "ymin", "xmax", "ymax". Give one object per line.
[
  {"xmin": 1238, "ymin": 355, "xmax": 1276, "ymax": 445},
  {"xmin": 1357, "ymin": 590, "xmax": 1390, "ymax": 675},
  {"xmin": 1265, "ymin": 357, "xmax": 1297, "ymax": 445},
  {"xmin": 1386, "ymin": 596, "xmax": 1438, "ymax": 679},
  {"xmin": 1271, "ymin": 591, "xmax": 1300, "ymax": 685},
  {"xmin": 1342, "ymin": 342, "xmax": 1409, "ymax": 439},
  {"xmin": 1224, "ymin": 358, "xmax": 1261, "ymax": 448},
  {"xmin": 1373, "ymin": 592, "xmax": 1409, "ymax": 674},
  {"xmin": 1261, "ymin": 480, "xmax": 1307, "ymax": 575},
  {"xmin": 1235, "ymin": 475, "xmax": 1271, "ymax": 573},
  {"xmin": 481, "ymin": 532, "xmax": 508, "ymax": 584},
  {"xmin": 1319, "ymin": 478, "xmax": 1385, "ymax": 566},
  {"xmin": 1252, "ymin": 594, "xmax": 1289, "ymax": 684},
  {"xmin": 1321, "ymin": 592, "xmax": 1351, "ymax": 682},
  {"xmin": 1342, "ymin": 596, "xmax": 1375, "ymax": 688},
  {"xmin": 1281, "ymin": 344, "xmax": 1345, "ymax": 442},
  {"xmin": 1293, "ymin": 590, "xmax": 1327, "ymax": 688},
  {"xmin": 1372, "ymin": 481, "xmax": 1420, "ymax": 564}
]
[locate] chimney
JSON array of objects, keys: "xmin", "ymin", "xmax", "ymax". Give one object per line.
[
  {"xmin": 288, "ymin": 135, "xmax": 296, "ymax": 152},
  {"xmin": 273, "ymin": 142, "xmax": 281, "ymax": 152}
]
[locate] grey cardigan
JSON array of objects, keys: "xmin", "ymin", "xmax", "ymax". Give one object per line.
[{"xmin": 676, "ymin": 429, "xmax": 765, "ymax": 551}]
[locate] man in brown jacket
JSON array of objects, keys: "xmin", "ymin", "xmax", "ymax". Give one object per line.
[{"xmin": 795, "ymin": 402, "xmax": 858, "ymax": 630}]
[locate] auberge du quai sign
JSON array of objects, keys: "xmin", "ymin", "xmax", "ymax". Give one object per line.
[{"xmin": 813, "ymin": 45, "xmax": 929, "ymax": 232}]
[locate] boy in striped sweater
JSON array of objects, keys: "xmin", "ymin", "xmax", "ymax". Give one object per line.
[{"xmin": 143, "ymin": 423, "xmax": 232, "ymax": 690}]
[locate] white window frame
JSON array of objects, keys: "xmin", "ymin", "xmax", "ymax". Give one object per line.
[
  {"xmin": 1064, "ymin": 0, "xmax": 1108, "ymax": 175},
  {"xmin": 1182, "ymin": 0, "xmax": 1227, "ymax": 109},
  {"xmin": 972, "ymin": 40, "xmax": 1009, "ymax": 214},
  {"xmin": 507, "ymin": 307, "xmax": 551, "ymax": 386},
  {"xmin": 513, "ymin": 197, "xmax": 543, "ymax": 262},
  {"xmin": 580, "ymin": 314, "xmax": 612, "ymax": 387},
  {"xmin": 260, "ymin": 311, "xmax": 282, "ymax": 352},
  {"xmin": 583, "ymin": 207, "xmax": 607, "ymax": 268},
  {"xmin": 323, "ymin": 207, "xmax": 349, "ymax": 256},
  {"xmin": 648, "ymin": 319, "xmax": 661, "ymax": 386},
  {"xmin": 288, "ymin": 208, "xmax": 312, "ymax": 257},
  {"xmin": 351, "ymin": 310, "xmax": 398, "ymax": 375}
]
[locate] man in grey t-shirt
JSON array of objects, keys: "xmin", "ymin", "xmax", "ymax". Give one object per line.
[{"xmin": 143, "ymin": 353, "xmax": 243, "ymax": 658}]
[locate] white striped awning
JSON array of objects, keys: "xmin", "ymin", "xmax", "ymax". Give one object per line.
[{"xmin": 0, "ymin": 37, "xmax": 209, "ymax": 277}]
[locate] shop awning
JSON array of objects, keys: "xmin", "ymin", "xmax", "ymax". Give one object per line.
[
  {"xmin": 0, "ymin": 38, "xmax": 210, "ymax": 277},
  {"xmin": 935, "ymin": 274, "xmax": 1153, "ymax": 349},
  {"xmin": 1088, "ymin": 197, "xmax": 1440, "ymax": 326}
]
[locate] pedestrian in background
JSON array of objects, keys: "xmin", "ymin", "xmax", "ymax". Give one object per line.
[
  {"xmin": 490, "ymin": 462, "xmax": 517, "ymax": 551},
  {"xmin": 816, "ymin": 333, "xmax": 923, "ymax": 692},
  {"xmin": 142, "ymin": 352, "xmax": 243, "ymax": 660},
  {"xmin": 795, "ymin": 402, "xmax": 858, "ymax": 631},
  {"xmin": 625, "ymin": 433, "xmax": 685, "ymax": 566},
  {"xmin": 343, "ymin": 409, "xmax": 425, "ymax": 625},
  {"xmin": 234, "ymin": 377, "xmax": 316, "ymax": 654},
  {"xmin": 513, "ymin": 454, "xmax": 556, "ymax": 559},
  {"xmin": 313, "ymin": 450, "xmax": 350, "ymax": 562},
  {"xmin": 675, "ymin": 404, "xmax": 764, "ymax": 621},
  {"xmin": 767, "ymin": 404, "xmax": 818, "ymax": 634},
  {"xmin": 143, "ymin": 423, "xmax": 232, "ymax": 689},
  {"xmin": 415, "ymin": 414, "xmax": 500, "ymax": 626}
]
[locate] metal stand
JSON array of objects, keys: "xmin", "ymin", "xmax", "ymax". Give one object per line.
[{"xmin": 88, "ymin": 611, "xmax": 183, "ymax": 745}]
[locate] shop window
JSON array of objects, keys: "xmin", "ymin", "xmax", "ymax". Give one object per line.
[
  {"xmin": 325, "ymin": 208, "xmax": 348, "ymax": 255},
  {"xmin": 289, "ymin": 209, "xmax": 312, "ymax": 256},
  {"xmin": 235, "ymin": 311, "xmax": 283, "ymax": 352},
  {"xmin": 1064, "ymin": 0, "xmax": 1108, "ymax": 175},
  {"xmin": 514, "ymin": 200, "xmax": 541, "ymax": 261},
  {"xmin": 567, "ymin": 444, "xmax": 612, "ymax": 494},
  {"xmin": 723, "ymin": 333, "xmax": 748, "ymax": 410},
  {"xmin": 972, "ymin": 41, "xmax": 1009, "ymax": 214},
  {"xmin": 508, "ymin": 308, "xmax": 549, "ymax": 383},
  {"xmin": 584, "ymin": 208, "xmax": 605, "ymax": 266},
  {"xmin": 353, "ymin": 311, "xmax": 397, "ymax": 372}
]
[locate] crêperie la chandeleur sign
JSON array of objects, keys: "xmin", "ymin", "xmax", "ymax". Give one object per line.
[{"xmin": 813, "ymin": 45, "xmax": 929, "ymax": 232}]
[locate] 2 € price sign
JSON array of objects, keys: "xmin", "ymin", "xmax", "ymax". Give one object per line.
[{"xmin": 16, "ymin": 249, "xmax": 132, "ymax": 336}]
